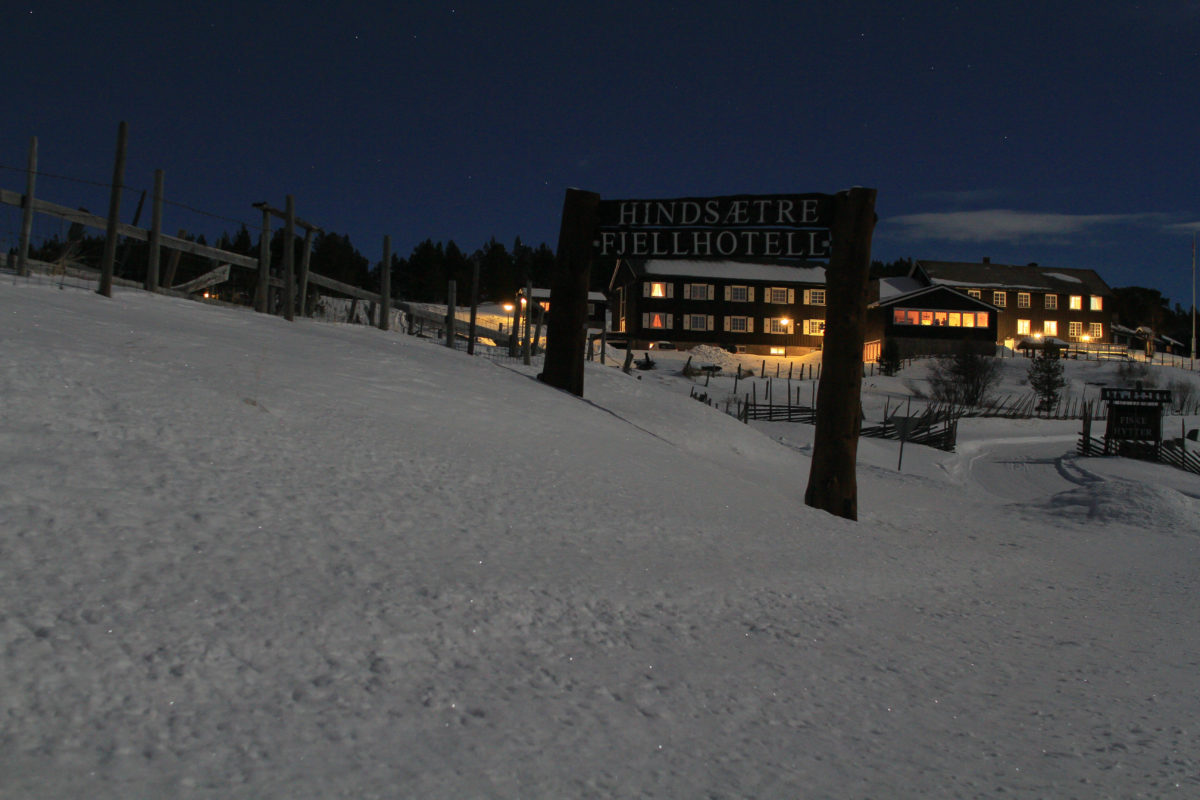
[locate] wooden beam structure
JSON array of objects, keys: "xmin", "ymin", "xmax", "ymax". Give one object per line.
[{"xmin": 0, "ymin": 187, "xmax": 258, "ymax": 270}]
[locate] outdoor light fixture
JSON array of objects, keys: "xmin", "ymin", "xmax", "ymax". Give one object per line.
[{"xmin": 502, "ymin": 303, "xmax": 514, "ymax": 312}]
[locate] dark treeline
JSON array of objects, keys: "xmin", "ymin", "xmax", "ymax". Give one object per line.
[{"xmin": 24, "ymin": 224, "xmax": 586, "ymax": 304}]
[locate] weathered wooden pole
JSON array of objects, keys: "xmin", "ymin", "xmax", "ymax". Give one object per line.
[
  {"xmin": 144, "ymin": 169, "xmax": 164, "ymax": 291},
  {"xmin": 522, "ymin": 278, "xmax": 534, "ymax": 365},
  {"xmin": 256, "ymin": 207, "xmax": 271, "ymax": 312},
  {"xmin": 298, "ymin": 228, "xmax": 313, "ymax": 315},
  {"xmin": 162, "ymin": 229, "xmax": 185, "ymax": 289},
  {"xmin": 467, "ymin": 255, "xmax": 480, "ymax": 355},
  {"xmin": 283, "ymin": 195, "xmax": 296, "ymax": 321},
  {"xmin": 539, "ymin": 188, "xmax": 600, "ymax": 396},
  {"xmin": 444, "ymin": 279, "xmax": 457, "ymax": 348},
  {"xmin": 508, "ymin": 297, "xmax": 520, "ymax": 355},
  {"xmin": 97, "ymin": 121, "xmax": 128, "ymax": 297},
  {"xmin": 379, "ymin": 235, "xmax": 391, "ymax": 331},
  {"xmin": 804, "ymin": 187, "xmax": 877, "ymax": 521},
  {"xmin": 17, "ymin": 136, "xmax": 37, "ymax": 277}
]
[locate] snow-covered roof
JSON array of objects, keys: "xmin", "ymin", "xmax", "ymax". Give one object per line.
[
  {"xmin": 877, "ymin": 276, "xmax": 925, "ymax": 300},
  {"xmin": 640, "ymin": 259, "xmax": 825, "ymax": 284},
  {"xmin": 529, "ymin": 287, "xmax": 606, "ymax": 302},
  {"xmin": 917, "ymin": 260, "xmax": 1112, "ymax": 296}
]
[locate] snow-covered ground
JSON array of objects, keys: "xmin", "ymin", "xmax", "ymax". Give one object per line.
[{"xmin": 2, "ymin": 279, "xmax": 1198, "ymax": 799}]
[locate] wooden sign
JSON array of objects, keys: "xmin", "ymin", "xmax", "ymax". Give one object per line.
[
  {"xmin": 544, "ymin": 187, "xmax": 877, "ymax": 524},
  {"xmin": 596, "ymin": 193, "xmax": 833, "ymax": 260},
  {"xmin": 1101, "ymin": 386, "xmax": 1170, "ymax": 445}
]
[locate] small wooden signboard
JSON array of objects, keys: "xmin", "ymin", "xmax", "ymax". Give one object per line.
[{"xmin": 1100, "ymin": 386, "xmax": 1171, "ymax": 456}]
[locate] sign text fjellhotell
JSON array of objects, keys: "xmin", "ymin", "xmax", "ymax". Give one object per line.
[{"xmin": 595, "ymin": 193, "xmax": 833, "ymax": 260}]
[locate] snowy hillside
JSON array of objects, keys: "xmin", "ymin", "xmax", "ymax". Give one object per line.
[{"xmin": 2, "ymin": 280, "xmax": 1198, "ymax": 799}]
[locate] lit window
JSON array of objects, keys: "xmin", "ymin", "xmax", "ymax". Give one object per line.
[
  {"xmin": 728, "ymin": 316, "xmax": 748, "ymax": 332},
  {"xmin": 804, "ymin": 319, "xmax": 825, "ymax": 336},
  {"xmin": 920, "ymin": 311, "xmax": 933, "ymax": 326},
  {"xmin": 1069, "ymin": 321, "xmax": 1083, "ymax": 339},
  {"xmin": 934, "ymin": 312, "xmax": 948, "ymax": 326},
  {"xmin": 808, "ymin": 289, "xmax": 826, "ymax": 306},
  {"xmin": 906, "ymin": 310, "xmax": 920, "ymax": 325},
  {"xmin": 893, "ymin": 308, "xmax": 907, "ymax": 325},
  {"xmin": 1090, "ymin": 295, "xmax": 1103, "ymax": 311},
  {"xmin": 650, "ymin": 282, "xmax": 667, "ymax": 298},
  {"xmin": 1069, "ymin": 295, "xmax": 1082, "ymax": 310},
  {"xmin": 967, "ymin": 289, "xmax": 982, "ymax": 299},
  {"xmin": 769, "ymin": 347, "xmax": 786, "ymax": 355},
  {"xmin": 1044, "ymin": 320, "xmax": 1058, "ymax": 337},
  {"xmin": 769, "ymin": 318, "xmax": 791, "ymax": 334},
  {"xmin": 1045, "ymin": 295, "xmax": 1058, "ymax": 310},
  {"xmin": 730, "ymin": 286, "xmax": 748, "ymax": 302},
  {"xmin": 948, "ymin": 312, "xmax": 961, "ymax": 327},
  {"xmin": 961, "ymin": 313, "xmax": 975, "ymax": 328},
  {"xmin": 1017, "ymin": 293, "xmax": 1031, "ymax": 308},
  {"xmin": 1089, "ymin": 322, "xmax": 1102, "ymax": 339},
  {"xmin": 975, "ymin": 312, "xmax": 988, "ymax": 327},
  {"xmin": 1017, "ymin": 319, "xmax": 1031, "ymax": 335},
  {"xmin": 649, "ymin": 313, "xmax": 667, "ymax": 328}
]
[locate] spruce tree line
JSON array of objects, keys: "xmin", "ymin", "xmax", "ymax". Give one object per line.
[{"xmin": 24, "ymin": 226, "xmax": 590, "ymax": 306}]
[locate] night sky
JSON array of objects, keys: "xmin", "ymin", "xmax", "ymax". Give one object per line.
[{"xmin": 5, "ymin": 2, "xmax": 1199, "ymax": 305}]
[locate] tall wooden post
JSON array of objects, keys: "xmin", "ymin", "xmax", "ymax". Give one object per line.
[
  {"xmin": 298, "ymin": 228, "xmax": 313, "ymax": 315},
  {"xmin": 539, "ymin": 188, "xmax": 600, "ymax": 397},
  {"xmin": 283, "ymin": 195, "xmax": 296, "ymax": 321},
  {"xmin": 508, "ymin": 298, "xmax": 520, "ymax": 355},
  {"xmin": 522, "ymin": 278, "xmax": 534, "ymax": 365},
  {"xmin": 97, "ymin": 121, "xmax": 128, "ymax": 298},
  {"xmin": 17, "ymin": 136, "xmax": 36, "ymax": 277},
  {"xmin": 380, "ymin": 235, "xmax": 391, "ymax": 331},
  {"xmin": 145, "ymin": 169, "xmax": 164, "ymax": 291},
  {"xmin": 804, "ymin": 187, "xmax": 877, "ymax": 521},
  {"xmin": 256, "ymin": 207, "xmax": 271, "ymax": 312},
  {"xmin": 445, "ymin": 280, "xmax": 457, "ymax": 348},
  {"xmin": 467, "ymin": 255, "xmax": 480, "ymax": 355}
]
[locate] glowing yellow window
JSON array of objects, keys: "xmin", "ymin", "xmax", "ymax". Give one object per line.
[
  {"xmin": 650, "ymin": 282, "xmax": 667, "ymax": 298},
  {"xmin": 948, "ymin": 312, "xmax": 961, "ymax": 327},
  {"xmin": 961, "ymin": 313, "xmax": 975, "ymax": 328}
]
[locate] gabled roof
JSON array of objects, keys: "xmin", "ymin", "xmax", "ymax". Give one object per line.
[
  {"xmin": 870, "ymin": 283, "xmax": 1000, "ymax": 311},
  {"xmin": 913, "ymin": 260, "xmax": 1113, "ymax": 297},
  {"xmin": 529, "ymin": 287, "xmax": 606, "ymax": 302},
  {"xmin": 612, "ymin": 258, "xmax": 825, "ymax": 287}
]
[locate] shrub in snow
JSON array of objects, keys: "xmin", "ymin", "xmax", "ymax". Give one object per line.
[
  {"xmin": 927, "ymin": 341, "xmax": 1001, "ymax": 409},
  {"xmin": 877, "ymin": 338, "xmax": 901, "ymax": 376},
  {"xmin": 1028, "ymin": 349, "xmax": 1066, "ymax": 412}
]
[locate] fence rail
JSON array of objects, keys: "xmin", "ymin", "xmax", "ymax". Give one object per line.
[{"xmin": 1077, "ymin": 435, "xmax": 1200, "ymax": 475}]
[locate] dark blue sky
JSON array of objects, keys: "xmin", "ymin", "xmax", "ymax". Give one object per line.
[{"xmin": 5, "ymin": 1, "xmax": 1198, "ymax": 305}]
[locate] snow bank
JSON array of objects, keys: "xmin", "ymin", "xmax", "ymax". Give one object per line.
[{"xmin": 1, "ymin": 280, "xmax": 1198, "ymax": 799}]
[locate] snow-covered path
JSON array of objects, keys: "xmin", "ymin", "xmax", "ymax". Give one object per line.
[{"xmin": 2, "ymin": 282, "xmax": 1198, "ymax": 798}]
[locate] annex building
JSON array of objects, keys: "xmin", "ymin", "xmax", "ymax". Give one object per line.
[{"xmin": 911, "ymin": 259, "xmax": 1115, "ymax": 348}]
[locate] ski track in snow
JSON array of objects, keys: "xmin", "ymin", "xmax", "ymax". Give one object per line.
[{"xmin": 1, "ymin": 282, "xmax": 1199, "ymax": 799}]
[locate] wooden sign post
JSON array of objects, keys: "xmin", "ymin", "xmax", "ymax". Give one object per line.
[
  {"xmin": 803, "ymin": 187, "xmax": 877, "ymax": 520},
  {"xmin": 539, "ymin": 188, "xmax": 600, "ymax": 396},
  {"xmin": 547, "ymin": 185, "xmax": 876, "ymax": 520}
]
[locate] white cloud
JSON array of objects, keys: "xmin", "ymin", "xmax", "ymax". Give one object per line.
[{"xmin": 885, "ymin": 209, "xmax": 1161, "ymax": 243}]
